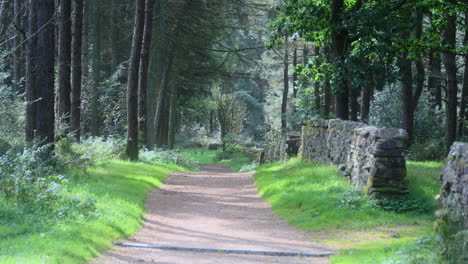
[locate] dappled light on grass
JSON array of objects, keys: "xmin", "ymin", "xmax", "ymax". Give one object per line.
[{"xmin": 0, "ymin": 160, "xmax": 182, "ymax": 264}]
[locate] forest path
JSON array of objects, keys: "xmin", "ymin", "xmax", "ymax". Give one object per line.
[{"xmin": 91, "ymin": 164, "xmax": 332, "ymax": 264}]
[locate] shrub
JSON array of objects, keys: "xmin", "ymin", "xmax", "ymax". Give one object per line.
[
  {"xmin": 139, "ymin": 148, "xmax": 198, "ymax": 169},
  {"xmin": 56, "ymin": 136, "xmax": 126, "ymax": 169},
  {"xmin": 408, "ymin": 138, "xmax": 445, "ymax": 161},
  {"xmin": 0, "ymin": 141, "xmax": 64, "ymax": 204},
  {"xmin": 369, "ymin": 84, "xmax": 443, "ymax": 142}
]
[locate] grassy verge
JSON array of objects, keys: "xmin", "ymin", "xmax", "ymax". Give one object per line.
[
  {"xmin": 253, "ymin": 159, "xmax": 443, "ymax": 263},
  {"xmin": 0, "ymin": 160, "xmax": 182, "ymax": 264}
]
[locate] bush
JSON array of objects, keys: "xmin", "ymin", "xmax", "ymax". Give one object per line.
[
  {"xmin": 408, "ymin": 138, "xmax": 445, "ymax": 161},
  {"xmin": 369, "ymin": 84, "xmax": 443, "ymax": 142},
  {"xmin": 139, "ymin": 148, "xmax": 198, "ymax": 169},
  {"xmin": 56, "ymin": 136, "xmax": 126, "ymax": 169},
  {"xmin": 0, "ymin": 142, "xmax": 64, "ymax": 204}
]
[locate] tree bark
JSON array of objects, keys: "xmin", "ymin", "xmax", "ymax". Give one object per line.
[
  {"xmin": 168, "ymin": 90, "xmax": 176, "ymax": 149},
  {"xmin": 281, "ymin": 34, "xmax": 289, "ymax": 132},
  {"xmin": 323, "ymin": 74, "xmax": 332, "ymax": 119},
  {"xmin": 70, "ymin": 0, "xmax": 83, "ymax": 141},
  {"xmin": 13, "ymin": 0, "xmax": 23, "ymax": 91},
  {"xmin": 126, "ymin": 0, "xmax": 146, "ymax": 160},
  {"xmin": 292, "ymin": 44, "xmax": 298, "ymax": 98},
  {"xmin": 413, "ymin": 10, "xmax": 425, "ymax": 109},
  {"xmin": 428, "ymin": 49, "xmax": 442, "ymax": 108},
  {"xmin": 90, "ymin": 0, "xmax": 101, "ymax": 136},
  {"xmin": 443, "ymin": 14, "xmax": 458, "ymax": 154},
  {"xmin": 138, "ymin": 0, "xmax": 156, "ymax": 147},
  {"xmin": 459, "ymin": 11, "xmax": 468, "ymax": 138},
  {"xmin": 331, "ymin": 0, "xmax": 349, "ymax": 120},
  {"xmin": 36, "ymin": 0, "xmax": 55, "ymax": 145},
  {"xmin": 314, "ymin": 46, "xmax": 321, "ymax": 115},
  {"xmin": 58, "ymin": 0, "xmax": 72, "ymax": 128},
  {"xmin": 398, "ymin": 31, "xmax": 414, "ymax": 142},
  {"xmin": 25, "ymin": 0, "xmax": 37, "ymax": 142},
  {"xmin": 361, "ymin": 76, "xmax": 372, "ymax": 123}
]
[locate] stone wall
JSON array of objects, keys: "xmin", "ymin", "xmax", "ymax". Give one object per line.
[
  {"xmin": 262, "ymin": 133, "xmax": 301, "ymax": 163},
  {"xmin": 439, "ymin": 142, "xmax": 468, "ymax": 229},
  {"xmin": 300, "ymin": 119, "xmax": 409, "ymax": 198}
]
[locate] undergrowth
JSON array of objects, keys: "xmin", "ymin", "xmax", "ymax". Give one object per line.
[{"xmin": 0, "ymin": 160, "xmax": 181, "ymax": 264}]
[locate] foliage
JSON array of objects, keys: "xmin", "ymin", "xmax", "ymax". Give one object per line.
[
  {"xmin": 369, "ymin": 84, "xmax": 444, "ymax": 142},
  {"xmin": 0, "ymin": 58, "xmax": 24, "ymax": 151},
  {"xmin": 139, "ymin": 148, "xmax": 198, "ymax": 170},
  {"xmin": 409, "ymin": 138, "xmax": 446, "ymax": 161},
  {"xmin": 0, "ymin": 141, "xmax": 64, "ymax": 204}
]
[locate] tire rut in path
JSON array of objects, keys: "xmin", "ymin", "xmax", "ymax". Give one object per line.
[{"xmin": 91, "ymin": 164, "xmax": 332, "ymax": 264}]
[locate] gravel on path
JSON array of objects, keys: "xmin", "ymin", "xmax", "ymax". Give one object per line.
[{"xmin": 91, "ymin": 164, "xmax": 332, "ymax": 264}]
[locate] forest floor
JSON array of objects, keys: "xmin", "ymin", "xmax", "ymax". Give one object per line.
[{"xmin": 91, "ymin": 164, "xmax": 333, "ymax": 264}]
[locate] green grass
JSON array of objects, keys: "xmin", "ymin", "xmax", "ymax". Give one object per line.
[
  {"xmin": 180, "ymin": 148, "xmax": 220, "ymax": 164},
  {"xmin": 181, "ymin": 147, "xmax": 253, "ymax": 171},
  {"xmin": 0, "ymin": 160, "xmax": 182, "ymax": 264},
  {"xmin": 253, "ymin": 159, "xmax": 444, "ymax": 263}
]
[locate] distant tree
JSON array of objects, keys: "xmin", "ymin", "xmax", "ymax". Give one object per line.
[{"xmin": 217, "ymin": 94, "xmax": 247, "ymax": 151}]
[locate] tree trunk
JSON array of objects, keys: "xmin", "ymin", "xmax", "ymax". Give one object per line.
[
  {"xmin": 398, "ymin": 31, "xmax": 414, "ymax": 142},
  {"xmin": 292, "ymin": 44, "xmax": 298, "ymax": 98},
  {"xmin": 361, "ymin": 76, "xmax": 372, "ymax": 123},
  {"xmin": 70, "ymin": 0, "xmax": 83, "ymax": 141},
  {"xmin": 25, "ymin": 0, "xmax": 37, "ymax": 142},
  {"xmin": 36, "ymin": 0, "xmax": 55, "ymax": 145},
  {"xmin": 314, "ymin": 46, "xmax": 321, "ymax": 115},
  {"xmin": 443, "ymin": 14, "xmax": 458, "ymax": 153},
  {"xmin": 58, "ymin": 0, "xmax": 72, "ymax": 128},
  {"xmin": 90, "ymin": 0, "xmax": 101, "ymax": 136},
  {"xmin": 331, "ymin": 0, "xmax": 349, "ymax": 120},
  {"xmin": 13, "ymin": 0, "xmax": 23, "ymax": 91},
  {"xmin": 413, "ymin": 10, "xmax": 425, "ymax": 109},
  {"xmin": 281, "ymin": 34, "xmax": 289, "ymax": 132},
  {"xmin": 153, "ymin": 51, "xmax": 174, "ymax": 147},
  {"xmin": 110, "ymin": 0, "xmax": 120, "ymax": 72},
  {"xmin": 459, "ymin": 11, "xmax": 468, "ymax": 138},
  {"xmin": 126, "ymin": 0, "xmax": 146, "ymax": 160},
  {"xmin": 138, "ymin": 0, "xmax": 156, "ymax": 147},
  {"xmin": 323, "ymin": 74, "xmax": 332, "ymax": 119},
  {"xmin": 168, "ymin": 91, "xmax": 176, "ymax": 149},
  {"xmin": 428, "ymin": 49, "xmax": 442, "ymax": 108}
]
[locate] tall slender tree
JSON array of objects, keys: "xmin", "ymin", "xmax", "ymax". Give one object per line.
[
  {"xmin": 13, "ymin": 0, "xmax": 23, "ymax": 90},
  {"xmin": 281, "ymin": 34, "xmax": 289, "ymax": 132},
  {"xmin": 443, "ymin": 13, "xmax": 458, "ymax": 153},
  {"xmin": 90, "ymin": 0, "xmax": 101, "ymax": 136},
  {"xmin": 138, "ymin": 0, "xmax": 156, "ymax": 147},
  {"xmin": 331, "ymin": 0, "xmax": 349, "ymax": 120},
  {"xmin": 70, "ymin": 0, "xmax": 83, "ymax": 141},
  {"xmin": 36, "ymin": 0, "xmax": 55, "ymax": 145},
  {"xmin": 25, "ymin": 0, "xmax": 38, "ymax": 142},
  {"xmin": 126, "ymin": 0, "xmax": 146, "ymax": 159},
  {"xmin": 58, "ymin": 0, "xmax": 72, "ymax": 127}
]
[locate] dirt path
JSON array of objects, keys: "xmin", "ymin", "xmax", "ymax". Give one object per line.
[{"xmin": 92, "ymin": 164, "xmax": 332, "ymax": 264}]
